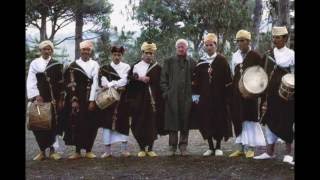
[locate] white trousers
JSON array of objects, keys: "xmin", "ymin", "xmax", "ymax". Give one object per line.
[
  {"xmin": 235, "ymin": 121, "xmax": 266, "ymax": 147},
  {"xmin": 103, "ymin": 128, "xmax": 128, "ymax": 145}
]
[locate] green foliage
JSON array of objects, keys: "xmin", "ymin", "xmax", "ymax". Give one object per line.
[
  {"xmin": 129, "ymin": 0, "xmax": 254, "ymax": 63},
  {"xmin": 94, "ymin": 30, "xmax": 112, "ymax": 65},
  {"xmin": 256, "ymin": 31, "xmax": 273, "ymax": 55}
]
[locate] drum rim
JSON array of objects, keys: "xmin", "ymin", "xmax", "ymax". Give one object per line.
[{"xmin": 282, "ymin": 73, "xmax": 295, "ymax": 87}]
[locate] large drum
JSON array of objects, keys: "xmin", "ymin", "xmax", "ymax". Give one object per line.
[
  {"xmin": 95, "ymin": 87, "xmax": 120, "ymax": 110},
  {"xmin": 239, "ymin": 65, "xmax": 268, "ymax": 99},
  {"xmin": 279, "ymin": 73, "xmax": 294, "ymax": 101},
  {"xmin": 27, "ymin": 102, "xmax": 53, "ymax": 130}
]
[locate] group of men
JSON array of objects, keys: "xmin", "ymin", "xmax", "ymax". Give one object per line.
[{"xmin": 26, "ymin": 26, "xmax": 294, "ymax": 165}]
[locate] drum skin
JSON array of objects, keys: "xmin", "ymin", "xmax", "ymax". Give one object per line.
[{"xmin": 239, "ymin": 65, "xmax": 268, "ymax": 99}]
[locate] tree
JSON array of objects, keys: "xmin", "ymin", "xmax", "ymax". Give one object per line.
[
  {"xmin": 189, "ymin": 0, "xmax": 252, "ymax": 55},
  {"xmin": 278, "ymin": 0, "xmax": 290, "ymax": 27},
  {"xmin": 133, "ymin": 0, "xmax": 186, "ymax": 63},
  {"xmin": 131, "ymin": 0, "xmax": 252, "ymax": 63},
  {"xmin": 26, "ymin": 0, "xmax": 74, "ymax": 42},
  {"xmin": 70, "ymin": 0, "xmax": 112, "ymax": 59},
  {"xmin": 251, "ymin": 0, "xmax": 263, "ymax": 49},
  {"xmin": 94, "ymin": 29, "xmax": 112, "ymax": 65},
  {"xmin": 53, "ymin": 47, "xmax": 70, "ymax": 63}
]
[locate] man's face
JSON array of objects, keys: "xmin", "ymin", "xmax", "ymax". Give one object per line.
[
  {"xmin": 176, "ymin": 43, "xmax": 188, "ymax": 56},
  {"xmin": 237, "ymin": 38, "xmax": 250, "ymax": 52},
  {"xmin": 80, "ymin": 48, "xmax": 92, "ymax": 60},
  {"xmin": 142, "ymin": 51, "xmax": 154, "ymax": 64},
  {"xmin": 204, "ymin": 40, "xmax": 216, "ymax": 55},
  {"xmin": 40, "ymin": 46, "xmax": 53, "ymax": 59},
  {"xmin": 112, "ymin": 52, "xmax": 122, "ymax": 64},
  {"xmin": 273, "ymin": 35, "xmax": 286, "ymax": 49}
]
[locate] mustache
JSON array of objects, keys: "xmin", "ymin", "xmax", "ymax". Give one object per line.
[{"xmin": 81, "ymin": 53, "xmax": 90, "ymax": 56}]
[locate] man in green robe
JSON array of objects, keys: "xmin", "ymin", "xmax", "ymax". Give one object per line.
[{"xmin": 160, "ymin": 39, "xmax": 196, "ymax": 156}]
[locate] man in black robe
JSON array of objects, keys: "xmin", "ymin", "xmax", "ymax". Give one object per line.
[
  {"xmin": 254, "ymin": 26, "xmax": 294, "ymax": 165},
  {"xmin": 62, "ymin": 40, "xmax": 99, "ymax": 159},
  {"xmin": 193, "ymin": 33, "xmax": 233, "ymax": 156},
  {"xmin": 229, "ymin": 30, "xmax": 266, "ymax": 158},
  {"xmin": 127, "ymin": 42, "xmax": 166, "ymax": 157}
]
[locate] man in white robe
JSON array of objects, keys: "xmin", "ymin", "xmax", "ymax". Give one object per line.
[{"xmin": 27, "ymin": 40, "xmax": 64, "ymax": 160}]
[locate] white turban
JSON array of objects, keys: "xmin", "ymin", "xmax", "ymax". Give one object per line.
[
  {"xmin": 175, "ymin": 39, "xmax": 188, "ymax": 48},
  {"xmin": 80, "ymin": 40, "xmax": 94, "ymax": 50},
  {"xmin": 141, "ymin": 42, "xmax": 157, "ymax": 52},
  {"xmin": 204, "ymin": 33, "xmax": 218, "ymax": 44},
  {"xmin": 236, "ymin": 30, "xmax": 251, "ymax": 40},
  {"xmin": 272, "ymin": 26, "xmax": 288, "ymax": 36},
  {"xmin": 39, "ymin": 40, "xmax": 54, "ymax": 50}
]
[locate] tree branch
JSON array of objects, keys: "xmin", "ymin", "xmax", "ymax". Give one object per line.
[
  {"xmin": 55, "ymin": 35, "xmax": 75, "ymax": 46},
  {"xmin": 29, "ymin": 22, "xmax": 41, "ymax": 30},
  {"xmin": 54, "ymin": 28, "xmax": 101, "ymax": 46}
]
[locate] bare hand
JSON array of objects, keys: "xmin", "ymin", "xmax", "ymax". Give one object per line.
[
  {"xmin": 261, "ymin": 102, "xmax": 267, "ymax": 114},
  {"xmin": 35, "ymin": 95, "xmax": 44, "ymax": 104},
  {"xmin": 139, "ymin": 76, "xmax": 150, "ymax": 83},
  {"xmin": 72, "ymin": 101, "xmax": 80, "ymax": 113},
  {"xmin": 88, "ymin": 101, "xmax": 96, "ymax": 111}
]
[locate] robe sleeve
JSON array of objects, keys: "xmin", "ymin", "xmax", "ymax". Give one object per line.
[
  {"xmin": 148, "ymin": 65, "xmax": 160, "ymax": 85},
  {"xmin": 101, "ymin": 76, "xmax": 109, "ymax": 87},
  {"xmin": 89, "ymin": 62, "xmax": 100, "ymax": 101},
  {"xmin": 160, "ymin": 58, "xmax": 170, "ymax": 99},
  {"xmin": 108, "ymin": 64, "xmax": 130, "ymax": 88},
  {"xmin": 26, "ymin": 60, "xmax": 40, "ymax": 99}
]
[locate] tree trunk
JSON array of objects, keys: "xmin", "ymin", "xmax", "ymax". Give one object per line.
[
  {"xmin": 40, "ymin": 9, "xmax": 48, "ymax": 41},
  {"xmin": 278, "ymin": 0, "xmax": 290, "ymax": 27},
  {"xmin": 252, "ymin": 0, "xmax": 263, "ymax": 50},
  {"xmin": 75, "ymin": 8, "xmax": 84, "ymax": 60}
]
